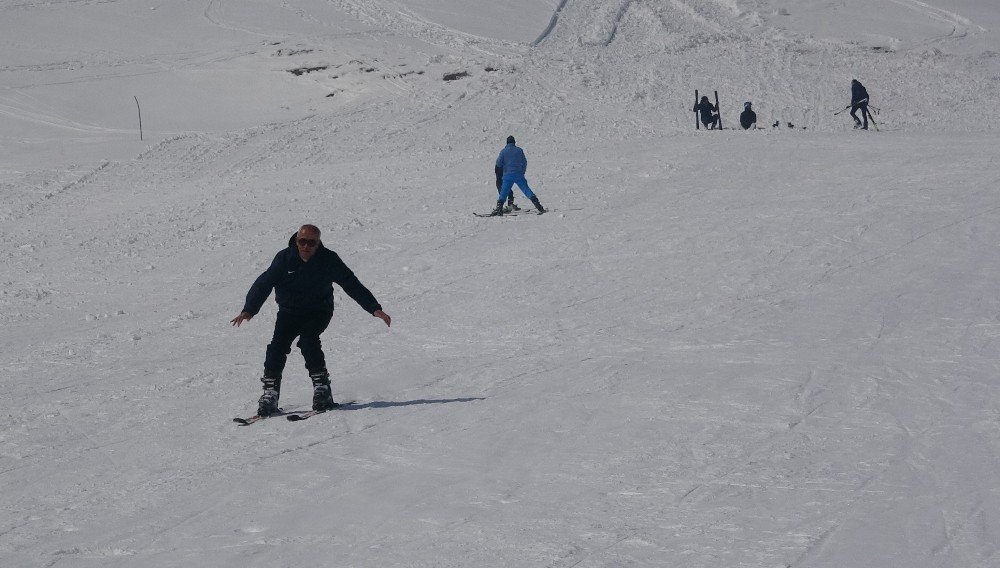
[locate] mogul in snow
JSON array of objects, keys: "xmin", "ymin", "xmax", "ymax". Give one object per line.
[
  {"xmin": 850, "ymin": 79, "xmax": 871, "ymax": 130},
  {"xmin": 693, "ymin": 95, "xmax": 720, "ymax": 130},
  {"xmin": 489, "ymin": 135, "xmax": 546, "ymax": 216},
  {"xmin": 231, "ymin": 224, "xmax": 391, "ymax": 417},
  {"xmin": 740, "ymin": 101, "xmax": 757, "ymax": 130}
]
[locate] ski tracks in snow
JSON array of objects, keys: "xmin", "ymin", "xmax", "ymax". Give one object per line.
[
  {"xmin": 325, "ymin": 0, "xmax": 520, "ymax": 58},
  {"xmin": 888, "ymin": 0, "xmax": 985, "ymax": 34},
  {"xmin": 532, "ymin": 0, "xmax": 570, "ymax": 46}
]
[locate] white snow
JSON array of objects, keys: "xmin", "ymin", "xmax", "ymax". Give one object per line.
[{"xmin": 3, "ymin": 1, "xmax": 1000, "ymax": 566}]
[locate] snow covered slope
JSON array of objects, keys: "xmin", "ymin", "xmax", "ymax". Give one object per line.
[{"xmin": 2, "ymin": 1, "xmax": 1000, "ymax": 567}]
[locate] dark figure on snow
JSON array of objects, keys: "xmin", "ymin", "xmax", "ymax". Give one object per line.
[
  {"xmin": 694, "ymin": 96, "xmax": 720, "ymax": 130},
  {"xmin": 850, "ymin": 79, "xmax": 871, "ymax": 130},
  {"xmin": 740, "ymin": 101, "xmax": 757, "ymax": 130},
  {"xmin": 495, "ymin": 165, "xmax": 520, "ymax": 212},
  {"xmin": 231, "ymin": 224, "xmax": 391, "ymax": 416},
  {"xmin": 490, "ymin": 136, "xmax": 545, "ymax": 216}
]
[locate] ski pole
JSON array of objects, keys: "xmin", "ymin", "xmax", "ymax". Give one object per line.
[
  {"xmin": 866, "ymin": 107, "xmax": 879, "ymax": 131},
  {"xmin": 832, "ymin": 104, "xmax": 851, "ymax": 116},
  {"xmin": 695, "ymin": 89, "xmax": 700, "ymax": 130},
  {"xmin": 714, "ymin": 90, "xmax": 722, "ymax": 130}
]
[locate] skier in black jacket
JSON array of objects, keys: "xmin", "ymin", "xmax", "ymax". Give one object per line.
[
  {"xmin": 694, "ymin": 95, "xmax": 720, "ymax": 130},
  {"xmin": 850, "ymin": 79, "xmax": 871, "ymax": 130},
  {"xmin": 739, "ymin": 101, "xmax": 757, "ymax": 130},
  {"xmin": 231, "ymin": 224, "xmax": 391, "ymax": 416}
]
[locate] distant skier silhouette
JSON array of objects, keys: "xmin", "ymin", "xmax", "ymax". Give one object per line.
[
  {"xmin": 693, "ymin": 96, "xmax": 720, "ymax": 130},
  {"xmin": 850, "ymin": 79, "xmax": 871, "ymax": 130},
  {"xmin": 739, "ymin": 102, "xmax": 757, "ymax": 130}
]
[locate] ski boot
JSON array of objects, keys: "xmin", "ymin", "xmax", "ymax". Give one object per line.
[
  {"xmin": 310, "ymin": 369, "xmax": 337, "ymax": 411},
  {"xmin": 530, "ymin": 196, "xmax": 546, "ymax": 214},
  {"xmin": 257, "ymin": 374, "xmax": 281, "ymax": 417},
  {"xmin": 488, "ymin": 200, "xmax": 505, "ymax": 217},
  {"xmin": 505, "ymin": 197, "xmax": 520, "ymax": 213}
]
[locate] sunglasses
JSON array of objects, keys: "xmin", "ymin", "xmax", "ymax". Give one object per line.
[{"xmin": 297, "ymin": 238, "xmax": 319, "ymax": 247}]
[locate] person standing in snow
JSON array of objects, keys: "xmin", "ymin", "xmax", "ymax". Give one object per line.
[
  {"xmin": 231, "ymin": 224, "xmax": 391, "ymax": 416},
  {"xmin": 694, "ymin": 95, "xmax": 720, "ymax": 130},
  {"xmin": 739, "ymin": 101, "xmax": 757, "ymax": 130},
  {"xmin": 490, "ymin": 135, "xmax": 545, "ymax": 216},
  {"xmin": 850, "ymin": 79, "xmax": 871, "ymax": 130},
  {"xmin": 495, "ymin": 165, "xmax": 519, "ymax": 212}
]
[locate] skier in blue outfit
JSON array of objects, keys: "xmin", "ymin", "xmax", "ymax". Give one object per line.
[{"xmin": 490, "ymin": 136, "xmax": 545, "ymax": 216}]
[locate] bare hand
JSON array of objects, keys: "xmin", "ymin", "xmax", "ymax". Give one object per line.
[
  {"xmin": 231, "ymin": 311, "xmax": 253, "ymax": 327},
  {"xmin": 373, "ymin": 309, "xmax": 391, "ymax": 327}
]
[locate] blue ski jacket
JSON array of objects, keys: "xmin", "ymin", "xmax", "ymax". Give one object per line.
[
  {"xmin": 242, "ymin": 233, "xmax": 382, "ymax": 316},
  {"xmin": 496, "ymin": 143, "xmax": 528, "ymax": 176}
]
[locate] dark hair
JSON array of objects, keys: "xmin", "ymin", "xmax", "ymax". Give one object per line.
[{"xmin": 506, "ymin": 135, "xmax": 515, "ymax": 144}]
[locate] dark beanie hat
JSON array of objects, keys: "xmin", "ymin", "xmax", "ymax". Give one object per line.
[{"xmin": 506, "ymin": 135, "xmax": 515, "ymax": 144}]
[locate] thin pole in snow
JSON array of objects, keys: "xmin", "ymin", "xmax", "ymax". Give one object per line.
[
  {"xmin": 714, "ymin": 90, "xmax": 722, "ymax": 130},
  {"xmin": 695, "ymin": 89, "xmax": 700, "ymax": 130},
  {"xmin": 134, "ymin": 96, "xmax": 143, "ymax": 141}
]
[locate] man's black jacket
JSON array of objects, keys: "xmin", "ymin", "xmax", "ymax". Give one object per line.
[
  {"xmin": 851, "ymin": 81, "xmax": 869, "ymax": 105},
  {"xmin": 694, "ymin": 100, "xmax": 716, "ymax": 121},
  {"xmin": 242, "ymin": 233, "xmax": 382, "ymax": 317}
]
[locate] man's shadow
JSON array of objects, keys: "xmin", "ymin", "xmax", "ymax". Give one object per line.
[{"xmin": 339, "ymin": 397, "xmax": 484, "ymax": 410}]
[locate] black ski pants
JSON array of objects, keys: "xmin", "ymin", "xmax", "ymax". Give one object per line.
[
  {"xmin": 264, "ymin": 310, "xmax": 333, "ymax": 378},
  {"xmin": 851, "ymin": 102, "xmax": 869, "ymax": 129},
  {"xmin": 496, "ymin": 169, "xmax": 513, "ymax": 204}
]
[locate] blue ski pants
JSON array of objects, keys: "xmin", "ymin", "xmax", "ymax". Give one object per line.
[{"xmin": 498, "ymin": 174, "xmax": 536, "ymax": 202}]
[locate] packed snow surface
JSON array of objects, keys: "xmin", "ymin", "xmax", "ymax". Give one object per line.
[{"xmin": 3, "ymin": 1, "xmax": 1000, "ymax": 566}]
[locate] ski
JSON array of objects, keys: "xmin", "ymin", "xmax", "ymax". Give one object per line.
[
  {"xmin": 235, "ymin": 401, "xmax": 354, "ymax": 425},
  {"xmin": 234, "ymin": 415, "xmax": 265, "ymax": 425},
  {"xmin": 233, "ymin": 409, "xmax": 290, "ymax": 426},
  {"xmin": 473, "ymin": 209, "xmax": 543, "ymax": 217},
  {"xmin": 287, "ymin": 401, "xmax": 355, "ymax": 421},
  {"xmin": 287, "ymin": 410, "xmax": 323, "ymax": 421}
]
